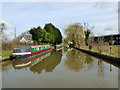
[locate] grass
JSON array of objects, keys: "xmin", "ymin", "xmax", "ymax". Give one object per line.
[
  {"xmin": 0, "ymin": 51, "xmax": 12, "ymax": 61},
  {"xmin": 80, "ymin": 45, "xmax": 120, "ymax": 58}
]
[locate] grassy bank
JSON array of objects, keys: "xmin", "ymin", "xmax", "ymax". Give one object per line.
[
  {"xmin": 0, "ymin": 51, "xmax": 12, "ymax": 61},
  {"xmin": 80, "ymin": 45, "xmax": 120, "ymax": 58}
]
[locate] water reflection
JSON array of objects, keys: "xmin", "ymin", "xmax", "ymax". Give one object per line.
[
  {"xmin": 64, "ymin": 49, "xmax": 106, "ymax": 77},
  {"xmin": 2, "ymin": 48, "xmax": 115, "ymax": 77},
  {"xmin": 11, "ymin": 49, "xmax": 62, "ymax": 74},
  {"xmin": 65, "ymin": 49, "xmax": 86, "ymax": 71},
  {"xmin": 1, "ymin": 61, "xmax": 12, "ymax": 72},
  {"xmin": 30, "ymin": 50, "xmax": 62, "ymax": 74},
  {"xmin": 84, "ymin": 54, "xmax": 94, "ymax": 71},
  {"xmin": 97, "ymin": 59, "xmax": 104, "ymax": 77},
  {"xmin": 12, "ymin": 50, "xmax": 52, "ymax": 70},
  {"xmin": 1, "ymin": 48, "xmax": 118, "ymax": 88}
]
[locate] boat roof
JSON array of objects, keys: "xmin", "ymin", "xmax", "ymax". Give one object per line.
[
  {"xmin": 15, "ymin": 45, "xmax": 50, "ymax": 49},
  {"xmin": 19, "ymin": 45, "xmax": 31, "ymax": 50},
  {"xmin": 31, "ymin": 45, "xmax": 50, "ymax": 47}
]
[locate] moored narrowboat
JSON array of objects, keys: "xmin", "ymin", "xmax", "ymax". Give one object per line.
[{"xmin": 10, "ymin": 45, "xmax": 51, "ymax": 60}]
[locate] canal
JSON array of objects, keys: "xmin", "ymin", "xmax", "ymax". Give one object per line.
[{"xmin": 1, "ymin": 48, "xmax": 118, "ymax": 88}]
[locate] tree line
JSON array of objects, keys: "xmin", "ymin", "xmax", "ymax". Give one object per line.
[
  {"xmin": 29, "ymin": 23, "xmax": 62, "ymax": 45},
  {"xmin": 0, "ymin": 22, "xmax": 62, "ymax": 51}
]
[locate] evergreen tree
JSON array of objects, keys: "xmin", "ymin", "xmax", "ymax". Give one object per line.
[{"xmin": 29, "ymin": 23, "xmax": 62, "ymax": 45}]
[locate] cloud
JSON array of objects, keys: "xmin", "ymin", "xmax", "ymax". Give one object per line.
[
  {"xmin": 104, "ymin": 26, "xmax": 114, "ymax": 31},
  {"xmin": 94, "ymin": 2, "xmax": 117, "ymax": 9},
  {"xmin": 92, "ymin": 21, "xmax": 118, "ymax": 36},
  {"xmin": 2, "ymin": 2, "xmax": 118, "ymax": 38}
]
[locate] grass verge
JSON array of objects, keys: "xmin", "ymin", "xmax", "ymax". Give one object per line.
[{"xmin": 0, "ymin": 51, "xmax": 12, "ymax": 61}]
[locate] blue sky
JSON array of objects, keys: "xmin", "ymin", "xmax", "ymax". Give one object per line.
[{"xmin": 1, "ymin": 2, "xmax": 118, "ymax": 39}]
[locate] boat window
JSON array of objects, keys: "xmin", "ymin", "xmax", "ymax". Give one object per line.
[
  {"xmin": 39, "ymin": 47, "xmax": 41, "ymax": 50},
  {"xmin": 37, "ymin": 47, "xmax": 39, "ymax": 50}
]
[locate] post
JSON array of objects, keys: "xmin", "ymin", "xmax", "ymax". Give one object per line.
[{"xmin": 14, "ymin": 27, "xmax": 16, "ymax": 47}]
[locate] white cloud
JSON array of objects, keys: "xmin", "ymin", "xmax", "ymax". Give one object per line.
[
  {"xmin": 94, "ymin": 2, "xmax": 117, "ymax": 9},
  {"xmin": 2, "ymin": 2, "xmax": 118, "ymax": 38},
  {"xmin": 92, "ymin": 21, "xmax": 118, "ymax": 36}
]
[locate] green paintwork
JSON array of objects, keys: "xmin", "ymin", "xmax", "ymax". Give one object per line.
[{"xmin": 31, "ymin": 46, "xmax": 51, "ymax": 52}]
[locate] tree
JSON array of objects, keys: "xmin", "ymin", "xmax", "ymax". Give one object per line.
[
  {"xmin": 0, "ymin": 22, "xmax": 8, "ymax": 41},
  {"xmin": 29, "ymin": 26, "xmax": 46, "ymax": 44},
  {"xmin": 65, "ymin": 23, "xmax": 85, "ymax": 47},
  {"xmin": 29, "ymin": 23, "xmax": 62, "ymax": 45},
  {"xmin": 44, "ymin": 23, "xmax": 62, "ymax": 45},
  {"xmin": 84, "ymin": 30, "xmax": 91, "ymax": 46},
  {"xmin": 0, "ymin": 22, "xmax": 7, "ymax": 34},
  {"xmin": 84, "ymin": 23, "xmax": 94, "ymax": 46}
]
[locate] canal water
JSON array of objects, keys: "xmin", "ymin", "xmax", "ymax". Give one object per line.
[{"xmin": 1, "ymin": 48, "xmax": 118, "ymax": 88}]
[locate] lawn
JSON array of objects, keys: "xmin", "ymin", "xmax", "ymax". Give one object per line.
[
  {"xmin": 0, "ymin": 51, "xmax": 12, "ymax": 61},
  {"xmin": 80, "ymin": 45, "xmax": 120, "ymax": 58}
]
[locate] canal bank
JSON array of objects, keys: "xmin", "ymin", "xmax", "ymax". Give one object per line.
[
  {"xmin": 0, "ymin": 51, "xmax": 12, "ymax": 62},
  {"xmin": 73, "ymin": 47, "xmax": 120, "ymax": 68}
]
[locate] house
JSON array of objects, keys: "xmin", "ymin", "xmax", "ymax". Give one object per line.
[{"xmin": 19, "ymin": 35, "xmax": 33, "ymax": 43}]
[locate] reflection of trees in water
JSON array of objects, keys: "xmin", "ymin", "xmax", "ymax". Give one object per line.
[
  {"xmin": 109, "ymin": 64, "xmax": 112, "ymax": 71},
  {"xmin": 63, "ymin": 47, "xmax": 68, "ymax": 53},
  {"xmin": 65, "ymin": 49, "xmax": 105, "ymax": 76},
  {"xmin": 65, "ymin": 49, "xmax": 98, "ymax": 71},
  {"xmin": 30, "ymin": 50, "xmax": 62, "ymax": 74},
  {"xmin": 97, "ymin": 59, "xmax": 104, "ymax": 77},
  {"xmin": 84, "ymin": 54, "xmax": 94, "ymax": 71},
  {"xmin": 65, "ymin": 49, "xmax": 86, "ymax": 71}
]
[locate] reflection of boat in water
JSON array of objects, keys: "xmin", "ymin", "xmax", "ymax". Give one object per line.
[
  {"xmin": 12, "ymin": 50, "xmax": 51, "ymax": 69},
  {"xmin": 31, "ymin": 51, "xmax": 50, "ymax": 66},
  {"xmin": 30, "ymin": 50, "xmax": 62, "ymax": 74},
  {"xmin": 10, "ymin": 45, "xmax": 51, "ymax": 60},
  {"xmin": 15, "ymin": 61, "xmax": 31, "ymax": 68}
]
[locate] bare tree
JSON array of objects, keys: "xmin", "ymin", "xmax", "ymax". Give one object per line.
[
  {"xmin": 0, "ymin": 22, "xmax": 7, "ymax": 35},
  {"xmin": 0, "ymin": 22, "xmax": 8, "ymax": 41},
  {"xmin": 0, "ymin": 22, "xmax": 8, "ymax": 53}
]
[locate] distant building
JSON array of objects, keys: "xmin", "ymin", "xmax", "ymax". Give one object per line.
[
  {"xmin": 16, "ymin": 30, "xmax": 33, "ymax": 44},
  {"xmin": 93, "ymin": 34, "xmax": 120, "ymax": 45},
  {"xmin": 19, "ymin": 35, "xmax": 33, "ymax": 43}
]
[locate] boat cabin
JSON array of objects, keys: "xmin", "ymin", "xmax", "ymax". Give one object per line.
[{"xmin": 13, "ymin": 46, "xmax": 31, "ymax": 53}]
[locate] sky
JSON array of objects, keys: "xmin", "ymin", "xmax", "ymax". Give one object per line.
[{"xmin": 0, "ymin": 2, "xmax": 118, "ymax": 39}]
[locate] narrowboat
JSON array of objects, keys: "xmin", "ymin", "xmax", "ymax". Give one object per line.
[{"xmin": 10, "ymin": 45, "xmax": 51, "ymax": 60}]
